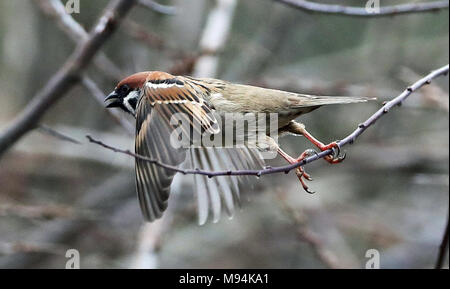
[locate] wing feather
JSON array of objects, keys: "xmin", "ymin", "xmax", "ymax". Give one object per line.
[
  {"xmin": 134, "ymin": 72, "xmax": 265, "ymax": 223},
  {"xmin": 187, "ymin": 146, "xmax": 264, "ymax": 224},
  {"xmin": 135, "ymin": 100, "xmax": 186, "ymax": 221},
  {"xmin": 143, "ymin": 76, "xmax": 220, "ymax": 134}
]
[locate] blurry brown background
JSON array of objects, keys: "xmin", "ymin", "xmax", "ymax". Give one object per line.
[{"xmin": 0, "ymin": 0, "xmax": 448, "ymax": 269}]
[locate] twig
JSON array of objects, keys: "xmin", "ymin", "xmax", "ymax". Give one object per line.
[
  {"xmin": 35, "ymin": 0, "xmax": 191, "ymax": 77},
  {"xmin": 86, "ymin": 64, "xmax": 449, "ymax": 178},
  {"xmin": 339, "ymin": 64, "xmax": 448, "ymax": 148},
  {"xmin": 87, "ymin": 135, "xmax": 186, "ymax": 172},
  {"xmin": 276, "ymin": 0, "xmax": 449, "ymax": 17},
  {"xmin": 138, "ymin": 0, "xmax": 177, "ymax": 15},
  {"xmin": 37, "ymin": 124, "xmax": 81, "ymax": 144},
  {"xmin": 0, "ymin": 0, "xmax": 137, "ymax": 159},
  {"xmin": 399, "ymin": 67, "xmax": 449, "ymax": 112},
  {"xmin": 33, "ymin": 0, "xmax": 124, "ymax": 81},
  {"xmin": 34, "ymin": 0, "xmax": 134, "ymax": 134},
  {"xmin": 435, "ymin": 213, "xmax": 449, "ymax": 269}
]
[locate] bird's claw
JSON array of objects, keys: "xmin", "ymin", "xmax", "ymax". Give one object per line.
[
  {"xmin": 325, "ymin": 141, "xmax": 346, "ymax": 164},
  {"xmin": 295, "ymin": 167, "xmax": 315, "ymax": 194},
  {"xmin": 293, "ymin": 149, "xmax": 318, "ymax": 194},
  {"xmin": 305, "ymin": 187, "xmax": 316, "ymax": 194},
  {"xmin": 303, "ymin": 148, "xmax": 318, "ymax": 157},
  {"xmin": 331, "ymin": 144, "xmax": 340, "ymax": 158},
  {"xmin": 337, "ymin": 151, "xmax": 346, "ymax": 161},
  {"xmin": 304, "ymin": 172, "xmax": 313, "ymax": 181}
]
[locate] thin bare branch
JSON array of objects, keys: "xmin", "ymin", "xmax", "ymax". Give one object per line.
[
  {"xmin": 86, "ymin": 64, "xmax": 449, "ymax": 178},
  {"xmin": 0, "ymin": 0, "xmax": 137, "ymax": 159},
  {"xmin": 33, "ymin": 0, "xmax": 124, "ymax": 80},
  {"xmin": 34, "ymin": 1, "xmax": 134, "ymax": 135},
  {"xmin": 435, "ymin": 214, "xmax": 449, "ymax": 269},
  {"xmin": 138, "ymin": 0, "xmax": 177, "ymax": 15},
  {"xmin": 276, "ymin": 0, "xmax": 449, "ymax": 17},
  {"xmin": 37, "ymin": 124, "xmax": 82, "ymax": 144}
]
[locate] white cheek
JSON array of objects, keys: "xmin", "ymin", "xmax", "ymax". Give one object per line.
[{"xmin": 124, "ymin": 91, "xmax": 139, "ymax": 115}]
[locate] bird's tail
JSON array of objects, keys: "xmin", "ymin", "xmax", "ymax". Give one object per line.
[{"xmin": 293, "ymin": 94, "xmax": 376, "ymax": 108}]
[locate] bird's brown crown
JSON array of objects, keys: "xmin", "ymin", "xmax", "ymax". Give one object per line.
[{"xmin": 116, "ymin": 71, "xmax": 175, "ymax": 89}]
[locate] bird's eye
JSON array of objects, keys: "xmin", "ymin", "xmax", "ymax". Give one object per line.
[{"xmin": 119, "ymin": 85, "xmax": 129, "ymax": 94}]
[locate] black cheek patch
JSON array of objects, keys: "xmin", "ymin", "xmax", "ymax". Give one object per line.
[
  {"xmin": 129, "ymin": 97, "xmax": 138, "ymax": 110},
  {"xmin": 119, "ymin": 103, "xmax": 128, "ymax": 112}
]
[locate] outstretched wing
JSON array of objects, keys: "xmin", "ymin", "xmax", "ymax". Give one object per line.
[
  {"xmin": 135, "ymin": 100, "xmax": 187, "ymax": 221},
  {"xmin": 135, "ymin": 72, "xmax": 263, "ymax": 223},
  {"xmin": 135, "ymin": 72, "xmax": 220, "ymax": 221}
]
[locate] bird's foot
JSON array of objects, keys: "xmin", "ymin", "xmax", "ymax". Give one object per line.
[
  {"xmin": 293, "ymin": 149, "xmax": 316, "ymax": 194},
  {"xmin": 277, "ymin": 148, "xmax": 316, "ymax": 194},
  {"xmin": 319, "ymin": 141, "xmax": 346, "ymax": 164}
]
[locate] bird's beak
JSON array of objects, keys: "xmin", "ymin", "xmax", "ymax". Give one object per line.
[{"xmin": 105, "ymin": 91, "xmax": 120, "ymax": 108}]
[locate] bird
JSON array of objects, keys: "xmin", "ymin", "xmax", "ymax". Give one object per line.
[{"xmin": 105, "ymin": 71, "xmax": 371, "ymax": 224}]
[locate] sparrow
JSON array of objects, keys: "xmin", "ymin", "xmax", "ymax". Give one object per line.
[{"xmin": 105, "ymin": 71, "xmax": 370, "ymax": 224}]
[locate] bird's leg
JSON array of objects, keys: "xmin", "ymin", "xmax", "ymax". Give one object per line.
[
  {"xmin": 277, "ymin": 147, "xmax": 315, "ymax": 194},
  {"xmin": 286, "ymin": 121, "xmax": 346, "ymax": 164},
  {"xmin": 301, "ymin": 128, "xmax": 345, "ymax": 164}
]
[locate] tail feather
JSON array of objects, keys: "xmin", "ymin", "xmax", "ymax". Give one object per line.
[{"xmin": 293, "ymin": 94, "xmax": 376, "ymax": 108}]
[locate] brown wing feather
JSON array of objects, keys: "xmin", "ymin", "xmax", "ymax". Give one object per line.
[
  {"xmin": 142, "ymin": 73, "xmax": 220, "ymax": 134},
  {"xmin": 135, "ymin": 100, "xmax": 186, "ymax": 221},
  {"xmin": 134, "ymin": 73, "xmax": 222, "ymax": 222},
  {"xmin": 134, "ymin": 72, "xmax": 266, "ymax": 223}
]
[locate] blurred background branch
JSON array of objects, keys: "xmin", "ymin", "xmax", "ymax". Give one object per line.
[
  {"xmin": 37, "ymin": 124, "xmax": 82, "ymax": 144},
  {"xmin": 138, "ymin": 0, "xmax": 178, "ymax": 16},
  {"xmin": 276, "ymin": 0, "xmax": 449, "ymax": 17},
  {"xmin": 436, "ymin": 215, "xmax": 449, "ymax": 269},
  {"xmin": 193, "ymin": 0, "xmax": 238, "ymax": 77},
  {"xmin": 0, "ymin": 0, "xmax": 137, "ymax": 158},
  {"xmin": 33, "ymin": 0, "xmax": 124, "ymax": 80}
]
